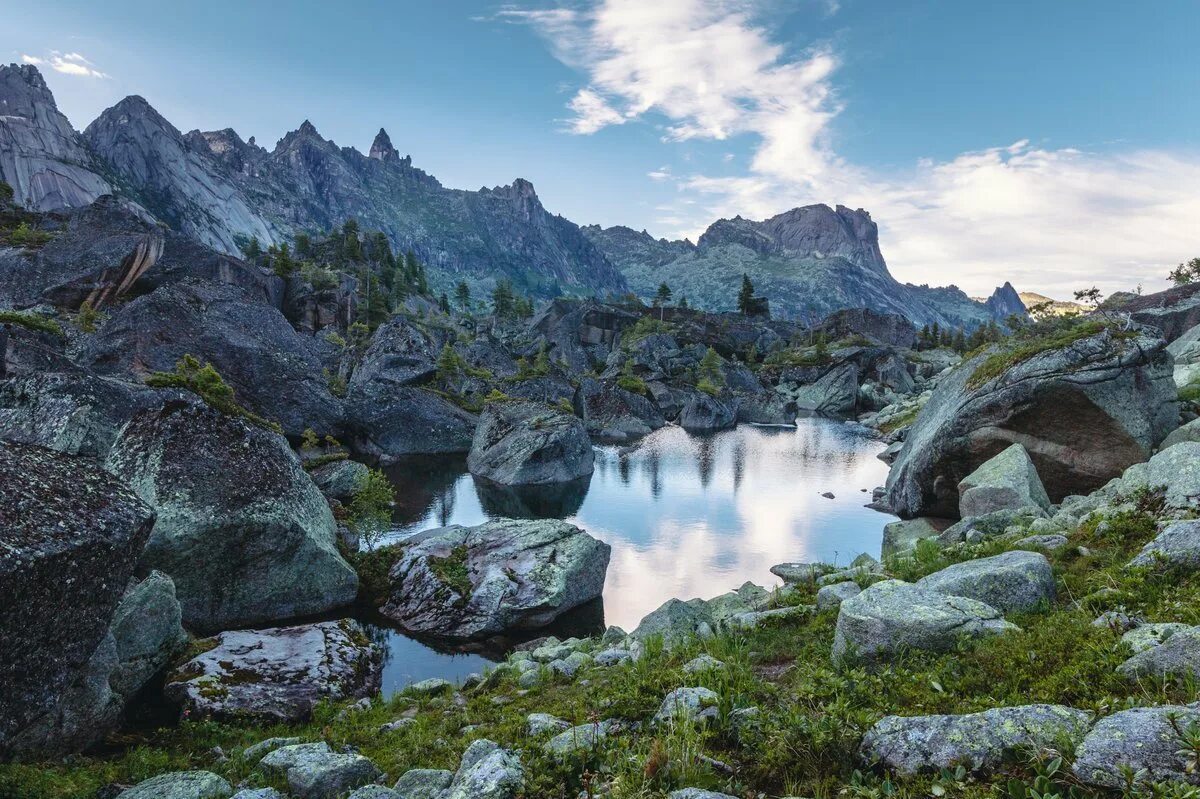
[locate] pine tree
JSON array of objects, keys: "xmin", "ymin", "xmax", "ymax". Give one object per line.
[
  {"xmin": 438, "ymin": 293, "xmax": 450, "ymax": 314},
  {"xmin": 492, "ymin": 279, "xmax": 516, "ymax": 318},
  {"xmin": 737, "ymin": 273, "xmax": 755, "ymax": 314},
  {"xmin": 243, "ymin": 236, "xmax": 262, "ymax": 261},
  {"xmin": 454, "ymin": 281, "xmax": 471, "ymax": 311}
]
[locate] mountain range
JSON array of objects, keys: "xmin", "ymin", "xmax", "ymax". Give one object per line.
[{"xmin": 0, "ymin": 63, "xmax": 1021, "ymax": 328}]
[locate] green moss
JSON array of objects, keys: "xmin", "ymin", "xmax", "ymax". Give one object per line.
[
  {"xmin": 965, "ymin": 319, "xmax": 1131, "ymax": 389},
  {"xmin": 0, "ymin": 310, "xmax": 65, "ymax": 338},
  {"xmin": 877, "ymin": 405, "xmax": 920, "ymax": 434},
  {"xmin": 429, "ymin": 544, "xmax": 472, "ymax": 600},
  {"xmin": 301, "ymin": 451, "xmax": 350, "ymax": 471}
]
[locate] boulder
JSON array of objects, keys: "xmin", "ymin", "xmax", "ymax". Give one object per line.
[
  {"xmin": 348, "ymin": 315, "xmax": 437, "ymax": 389},
  {"xmin": 860, "ymin": 705, "xmax": 1090, "ymax": 776},
  {"xmin": 631, "ymin": 583, "xmax": 771, "ymax": 642},
  {"xmin": 0, "ymin": 441, "xmax": 154, "ymax": 759},
  {"xmin": 1128, "ymin": 520, "xmax": 1200, "ymax": 571},
  {"xmin": 392, "ymin": 770, "xmax": 453, "ymax": 799},
  {"xmin": 1108, "ymin": 443, "xmax": 1200, "ymax": 514},
  {"xmin": 678, "ymin": 392, "xmax": 736, "ymax": 432},
  {"xmin": 1161, "ymin": 418, "xmax": 1200, "ymax": 450},
  {"xmin": 444, "ymin": 739, "xmax": 523, "ymax": 799},
  {"xmin": 886, "ymin": 326, "xmax": 1177, "ymax": 518},
  {"xmin": 1117, "ymin": 626, "xmax": 1200, "ymax": 680},
  {"xmin": 817, "ymin": 581, "xmax": 862, "ymax": 610},
  {"xmin": 956, "ymin": 443, "xmax": 1051, "ymax": 517},
  {"xmin": 381, "ymin": 519, "xmax": 610, "ymax": 641},
  {"xmin": 735, "ymin": 393, "xmax": 796, "ymax": 425},
  {"xmin": 915, "ymin": 550, "xmax": 1055, "ymax": 614},
  {"xmin": 165, "ymin": 620, "xmax": 382, "ymax": 722},
  {"xmin": 769, "ymin": 562, "xmax": 832, "ymax": 585},
  {"xmin": 819, "ymin": 308, "xmax": 917, "ymax": 349},
  {"xmin": 1121, "ymin": 282, "xmax": 1200, "ymax": 343},
  {"xmin": 832, "ymin": 580, "xmax": 1017, "ymax": 664},
  {"xmin": 109, "ymin": 571, "xmax": 188, "ymax": 697},
  {"xmin": 467, "ymin": 400, "xmax": 594, "ymax": 485},
  {"xmin": 881, "ymin": 518, "xmax": 953, "ymax": 558},
  {"xmin": 308, "ymin": 459, "xmax": 369, "ymax": 502},
  {"xmin": 346, "ymin": 386, "xmax": 477, "ymax": 462},
  {"xmin": 543, "ymin": 721, "xmax": 611, "ymax": 757},
  {"xmin": 1073, "ymin": 706, "xmax": 1200, "ymax": 788},
  {"xmin": 574, "ymin": 377, "xmax": 665, "ymax": 442},
  {"xmin": 788, "ymin": 362, "xmax": 859, "ymax": 417},
  {"xmin": 526, "ymin": 713, "xmax": 571, "ymax": 736},
  {"xmin": 1121, "ymin": 623, "xmax": 1191, "ymax": 654},
  {"xmin": 105, "ymin": 401, "xmax": 357, "ymax": 631},
  {"xmin": 652, "ymin": 687, "xmax": 720, "ymax": 726},
  {"xmin": 258, "ymin": 742, "xmax": 382, "ymax": 799},
  {"xmin": 116, "ymin": 771, "xmax": 233, "ymax": 799},
  {"xmin": 78, "ymin": 280, "xmax": 341, "ymax": 437}
]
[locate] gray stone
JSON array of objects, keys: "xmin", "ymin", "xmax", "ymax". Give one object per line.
[
  {"xmin": 574, "ymin": 377, "xmax": 665, "ymax": 442},
  {"xmin": 728, "ymin": 605, "xmax": 814, "ymax": 629},
  {"xmin": 668, "ymin": 791, "xmax": 739, "ymax": 799},
  {"xmin": 860, "ymin": 704, "xmax": 1091, "ymax": 776},
  {"xmin": 109, "ymin": 571, "xmax": 188, "ymax": 698},
  {"xmin": 1118, "ymin": 626, "xmax": 1200, "ymax": 679},
  {"xmin": 594, "ymin": 649, "xmax": 633, "ymax": 667},
  {"xmin": 1129, "ymin": 520, "xmax": 1200, "ymax": 571},
  {"xmin": 259, "ymin": 743, "xmax": 381, "ymax": 799},
  {"xmin": 106, "ymin": 401, "xmax": 357, "ymax": 631},
  {"xmin": 1107, "ymin": 443, "xmax": 1200, "ymax": 513},
  {"xmin": 769, "ymin": 562, "xmax": 830, "ymax": 584},
  {"xmin": 652, "ymin": 687, "xmax": 720, "ymax": 726},
  {"xmin": 407, "ymin": 678, "xmax": 453, "ymax": 697},
  {"xmin": 526, "ymin": 713, "xmax": 571, "ymax": 736},
  {"xmin": 1073, "ymin": 706, "xmax": 1200, "ymax": 788},
  {"xmin": 347, "ymin": 788, "xmax": 401, "ymax": 799},
  {"xmin": 1161, "ymin": 418, "xmax": 1200, "ymax": 450},
  {"xmin": 544, "ymin": 721, "xmax": 610, "ymax": 757},
  {"xmin": 682, "ymin": 655, "xmax": 725, "ymax": 674},
  {"xmin": 117, "ymin": 771, "xmax": 233, "ymax": 799},
  {"xmin": 678, "ymin": 392, "xmax": 736, "ymax": 432},
  {"xmin": 916, "ymin": 550, "xmax": 1055, "ymax": 614},
  {"xmin": 165, "ymin": 620, "xmax": 382, "ymax": 722},
  {"xmin": 231, "ymin": 790, "xmax": 285, "ymax": 799},
  {"xmin": 381, "ymin": 519, "xmax": 610, "ymax": 641},
  {"xmin": 467, "ymin": 400, "xmax": 594, "ymax": 486},
  {"xmin": 308, "ymin": 459, "xmax": 369, "ymax": 503},
  {"xmin": 392, "ymin": 769, "xmax": 453, "ymax": 799},
  {"xmin": 445, "ymin": 739, "xmax": 523, "ymax": 799},
  {"xmin": 788, "ymin": 362, "xmax": 859, "ymax": 417},
  {"xmin": 817, "ymin": 581, "xmax": 862, "ymax": 610},
  {"xmin": 881, "ymin": 518, "xmax": 952, "ymax": 558},
  {"xmin": 957, "ymin": 443, "xmax": 1052, "ymax": 518},
  {"xmin": 832, "ymin": 580, "xmax": 1018, "ymax": 664},
  {"xmin": 1012, "ymin": 534, "xmax": 1069, "ymax": 551},
  {"xmin": 1121, "ymin": 623, "xmax": 1192, "ymax": 654},
  {"xmin": 243, "ymin": 737, "xmax": 303, "ymax": 763}
]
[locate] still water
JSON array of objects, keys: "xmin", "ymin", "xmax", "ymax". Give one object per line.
[{"xmin": 363, "ymin": 417, "xmax": 892, "ymax": 693}]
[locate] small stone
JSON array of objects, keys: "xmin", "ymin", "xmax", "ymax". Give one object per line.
[
  {"xmin": 682, "ymin": 655, "xmax": 724, "ymax": 674},
  {"xmin": 526, "ymin": 713, "xmax": 571, "ymax": 736},
  {"xmin": 816, "ymin": 581, "xmax": 862, "ymax": 610},
  {"xmin": 652, "ymin": 687, "xmax": 719, "ymax": 726}
]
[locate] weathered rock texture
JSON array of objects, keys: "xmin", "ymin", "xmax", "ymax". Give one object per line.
[{"xmin": 467, "ymin": 400, "xmax": 594, "ymax": 485}]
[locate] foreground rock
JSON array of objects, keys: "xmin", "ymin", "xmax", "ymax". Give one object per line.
[
  {"xmin": 393, "ymin": 739, "xmax": 523, "ymax": 799},
  {"xmin": 467, "ymin": 400, "xmax": 594, "ymax": 485},
  {"xmin": 916, "ymin": 550, "xmax": 1055, "ymax": 613},
  {"xmin": 382, "ymin": 519, "xmax": 610, "ymax": 641},
  {"xmin": 258, "ymin": 742, "xmax": 381, "ymax": 799},
  {"xmin": 956, "ymin": 443, "xmax": 1051, "ymax": 517},
  {"xmin": 166, "ymin": 621, "xmax": 382, "ymax": 722},
  {"xmin": 1128, "ymin": 519, "xmax": 1200, "ymax": 572},
  {"xmin": 1108, "ymin": 444, "xmax": 1200, "ymax": 514},
  {"xmin": 860, "ymin": 704, "xmax": 1091, "ymax": 775},
  {"xmin": 106, "ymin": 401, "xmax": 357, "ymax": 631},
  {"xmin": 0, "ymin": 441, "xmax": 155, "ymax": 758},
  {"xmin": 832, "ymin": 580, "xmax": 1017, "ymax": 664},
  {"xmin": 1073, "ymin": 706, "xmax": 1200, "ymax": 788},
  {"xmin": 677, "ymin": 392, "xmax": 736, "ymax": 432},
  {"xmin": 1117, "ymin": 626, "xmax": 1200, "ymax": 680},
  {"xmin": 887, "ymin": 326, "xmax": 1177, "ymax": 518},
  {"xmin": 631, "ymin": 582, "xmax": 772, "ymax": 643},
  {"xmin": 881, "ymin": 518, "xmax": 953, "ymax": 557},
  {"xmin": 116, "ymin": 771, "xmax": 233, "ymax": 799}
]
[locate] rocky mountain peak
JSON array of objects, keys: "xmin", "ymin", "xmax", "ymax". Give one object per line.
[
  {"xmin": 297, "ymin": 119, "xmax": 319, "ymax": 136},
  {"xmin": 984, "ymin": 281, "xmax": 1028, "ymax": 320},
  {"xmin": 369, "ymin": 128, "xmax": 397, "ymax": 162}
]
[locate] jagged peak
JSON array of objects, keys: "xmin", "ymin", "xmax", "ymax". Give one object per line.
[
  {"xmin": 369, "ymin": 127, "xmax": 397, "ymax": 162},
  {"xmin": 297, "ymin": 119, "xmax": 319, "ymax": 136},
  {"xmin": 0, "ymin": 62, "xmax": 50, "ymax": 92}
]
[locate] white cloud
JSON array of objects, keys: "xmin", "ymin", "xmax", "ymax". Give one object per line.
[
  {"xmin": 647, "ymin": 166, "xmax": 672, "ymax": 180},
  {"xmin": 507, "ymin": 0, "xmax": 1200, "ymax": 298},
  {"xmin": 21, "ymin": 51, "xmax": 109, "ymax": 79}
]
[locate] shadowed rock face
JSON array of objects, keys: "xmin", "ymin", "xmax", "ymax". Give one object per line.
[
  {"xmin": 887, "ymin": 327, "xmax": 1178, "ymax": 518},
  {"xmin": 0, "ymin": 440, "xmax": 155, "ymax": 758},
  {"xmin": 467, "ymin": 400, "xmax": 594, "ymax": 486}
]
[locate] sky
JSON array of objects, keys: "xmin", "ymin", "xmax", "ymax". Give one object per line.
[{"xmin": 4, "ymin": 0, "xmax": 1198, "ymax": 299}]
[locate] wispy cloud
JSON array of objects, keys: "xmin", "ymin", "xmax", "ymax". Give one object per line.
[
  {"xmin": 21, "ymin": 51, "xmax": 109, "ymax": 79},
  {"xmin": 503, "ymin": 0, "xmax": 1200, "ymax": 297}
]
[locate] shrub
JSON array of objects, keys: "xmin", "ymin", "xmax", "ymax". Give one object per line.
[
  {"xmin": 966, "ymin": 318, "xmax": 1120, "ymax": 389},
  {"xmin": 75, "ymin": 301, "xmax": 103, "ymax": 333},
  {"xmin": 696, "ymin": 378, "xmax": 721, "ymax": 396},
  {"xmin": 7, "ymin": 222, "xmax": 51, "ymax": 247},
  {"xmin": 348, "ymin": 468, "xmax": 394, "ymax": 551},
  {"xmin": 621, "ymin": 316, "xmax": 672, "ymax": 348},
  {"xmin": 0, "ymin": 180, "xmax": 13, "ymax": 206},
  {"xmin": 0, "ymin": 310, "xmax": 64, "ymax": 338},
  {"xmin": 616, "ymin": 358, "xmax": 648, "ymax": 396},
  {"xmin": 145, "ymin": 355, "xmax": 281, "ymax": 433}
]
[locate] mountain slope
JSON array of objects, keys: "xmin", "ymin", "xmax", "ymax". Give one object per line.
[{"xmin": 586, "ymin": 205, "xmax": 1023, "ymax": 329}]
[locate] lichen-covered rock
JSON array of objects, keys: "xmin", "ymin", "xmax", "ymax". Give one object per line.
[
  {"xmin": 832, "ymin": 580, "xmax": 1017, "ymax": 664},
  {"xmin": 445, "ymin": 739, "xmax": 523, "ymax": 799},
  {"xmin": 957, "ymin": 443, "xmax": 1052, "ymax": 517},
  {"xmin": 1128, "ymin": 520, "xmax": 1200, "ymax": 571},
  {"xmin": 308, "ymin": 459, "xmax": 369, "ymax": 502},
  {"xmin": 916, "ymin": 550, "xmax": 1055, "ymax": 613},
  {"xmin": 467, "ymin": 400, "xmax": 594, "ymax": 485},
  {"xmin": 346, "ymin": 386, "xmax": 478, "ymax": 461},
  {"xmin": 1121, "ymin": 623, "xmax": 1191, "ymax": 654},
  {"xmin": 106, "ymin": 400, "xmax": 357, "ymax": 631},
  {"xmin": 574, "ymin": 377, "xmax": 665, "ymax": 442},
  {"xmin": 1106, "ymin": 443, "xmax": 1200, "ymax": 513},
  {"xmin": 667, "ymin": 791, "xmax": 739, "ymax": 799},
  {"xmin": 1073, "ymin": 706, "xmax": 1200, "ymax": 788},
  {"xmin": 769, "ymin": 561, "xmax": 832, "ymax": 585},
  {"xmin": 258, "ymin": 742, "xmax": 382, "ymax": 799},
  {"xmin": 1117, "ymin": 626, "xmax": 1200, "ymax": 679},
  {"xmin": 1161, "ymin": 418, "xmax": 1200, "ymax": 450},
  {"xmin": 544, "ymin": 721, "xmax": 611, "ymax": 757},
  {"xmin": 165, "ymin": 620, "xmax": 382, "ymax": 722},
  {"xmin": 116, "ymin": 771, "xmax": 233, "ymax": 799},
  {"xmin": 631, "ymin": 583, "xmax": 770, "ymax": 643},
  {"xmin": 787, "ymin": 361, "xmax": 859, "ymax": 417},
  {"xmin": 526, "ymin": 713, "xmax": 571, "ymax": 736},
  {"xmin": 881, "ymin": 518, "xmax": 952, "ymax": 558},
  {"xmin": 392, "ymin": 769, "xmax": 453, "ymax": 799},
  {"xmin": 860, "ymin": 704, "xmax": 1091, "ymax": 775},
  {"xmin": 817, "ymin": 581, "xmax": 862, "ymax": 610},
  {"xmin": 0, "ymin": 440, "xmax": 155, "ymax": 758},
  {"xmin": 109, "ymin": 570, "xmax": 188, "ymax": 697},
  {"xmin": 886, "ymin": 326, "xmax": 1177, "ymax": 518},
  {"xmin": 381, "ymin": 519, "xmax": 610, "ymax": 641},
  {"xmin": 652, "ymin": 687, "xmax": 720, "ymax": 726}
]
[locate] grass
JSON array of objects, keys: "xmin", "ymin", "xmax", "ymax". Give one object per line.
[
  {"xmin": 965, "ymin": 319, "xmax": 1134, "ymax": 389},
  {"xmin": 347, "ymin": 544, "xmax": 405, "ymax": 606},
  {"xmin": 0, "ymin": 310, "xmax": 65, "ymax": 338},
  {"xmin": 429, "ymin": 544, "xmax": 472, "ymax": 601},
  {"xmin": 145, "ymin": 355, "xmax": 282, "ymax": 434},
  {"xmin": 877, "ymin": 405, "xmax": 920, "ymax": 434},
  {"xmin": 300, "ymin": 451, "xmax": 349, "ymax": 471},
  {"xmin": 7, "ymin": 487, "xmax": 1200, "ymax": 798}
]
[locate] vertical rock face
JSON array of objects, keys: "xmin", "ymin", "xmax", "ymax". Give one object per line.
[
  {"xmin": 0, "ymin": 64, "xmax": 112, "ymax": 210},
  {"xmin": 0, "ymin": 440, "xmax": 155, "ymax": 758},
  {"xmin": 984, "ymin": 282, "xmax": 1028, "ymax": 320}
]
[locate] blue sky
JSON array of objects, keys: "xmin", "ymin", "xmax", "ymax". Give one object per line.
[{"xmin": 5, "ymin": 0, "xmax": 1198, "ymax": 297}]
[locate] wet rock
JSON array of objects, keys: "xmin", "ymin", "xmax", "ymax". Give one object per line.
[
  {"xmin": 106, "ymin": 400, "xmax": 357, "ymax": 631},
  {"xmin": 1073, "ymin": 706, "xmax": 1200, "ymax": 788},
  {"xmin": 116, "ymin": 771, "xmax": 232, "ymax": 799},
  {"xmin": 832, "ymin": 580, "xmax": 1017, "ymax": 664},
  {"xmin": 0, "ymin": 440, "xmax": 154, "ymax": 758},
  {"xmin": 860, "ymin": 704, "xmax": 1090, "ymax": 776},
  {"xmin": 916, "ymin": 550, "xmax": 1055, "ymax": 614},
  {"xmin": 467, "ymin": 400, "xmax": 594, "ymax": 485},
  {"xmin": 957, "ymin": 443, "xmax": 1052, "ymax": 517},
  {"xmin": 165, "ymin": 620, "xmax": 382, "ymax": 722},
  {"xmin": 381, "ymin": 519, "xmax": 610, "ymax": 641}
]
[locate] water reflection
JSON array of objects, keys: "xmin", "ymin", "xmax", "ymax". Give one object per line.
[{"xmin": 377, "ymin": 419, "xmax": 891, "ymax": 632}]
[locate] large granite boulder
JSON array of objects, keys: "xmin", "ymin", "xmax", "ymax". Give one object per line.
[
  {"xmin": 860, "ymin": 704, "xmax": 1091, "ymax": 775},
  {"xmin": 308, "ymin": 458, "xmax": 369, "ymax": 502},
  {"xmin": 109, "ymin": 570, "xmax": 188, "ymax": 698},
  {"xmin": 348, "ymin": 315, "xmax": 438, "ymax": 390},
  {"xmin": 0, "ymin": 441, "xmax": 155, "ymax": 759},
  {"xmin": 916, "ymin": 550, "xmax": 1055, "ymax": 614},
  {"xmin": 574, "ymin": 377, "xmax": 665, "ymax": 442},
  {"xmin": 106, "ymin": 400, "xmax": 357, "ymax": 631},
  {"xmin": 832, "ymin": 580, "xmax": 1017, "ymax": 664},
  {"xmin": 887, "ymin": 326, "xmax": 1177, "ymax": 518},
  {"xmin": 345, "ymin": 386, "xmax": 477, "ymax": 461},
  {"xmin": 786, "ymin": 362, "xmax": 859, "ymax": 417},
  {"xmin": 165, "ymin": 620, "xmax": 382, "ymax": 722},
  {"xmin": 442, "ymin": 739, "xmax": 524, "ymax": 799},
  {"xmin": 1105, "ymin": 443, "xmax": 1200, "ymax": 514},
  {"xmin": 78, "ymin": 280, "xmax": 340, "ymax": 437},
  {"xmin": 735, "ymin": 393, "xmax": 796, "ymax": 425},
  {"xmin": 1074, "ymin": 706, "xmax": 1200, "ymax": 788},
  {"xmin": 467, "ymin": 400, "xmax": 594, "ymax": 485},
  {"xmin": 677, "ymin": 392, "xmax": 736, "ymax": 432},
  {"xmin": 381, "ymin": 519, "xmax": 610, "ymax": 641},
  {"xmin": 1121, "ymin": 282, "xmax": 1200, "ymax": 343},
  {"xmin": 956, "ymin": 443, "xmax": 1051, "ymax": 517}
]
